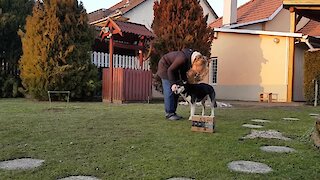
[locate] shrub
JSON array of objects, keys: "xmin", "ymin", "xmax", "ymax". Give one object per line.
[{"xmin": 0, "ymin": 72, "xmax": 23, "ymax": 98}]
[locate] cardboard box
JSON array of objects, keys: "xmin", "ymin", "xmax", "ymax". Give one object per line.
[{"xmin": 190, "ymin": 115, "xmax": 215, "ymax": 133}]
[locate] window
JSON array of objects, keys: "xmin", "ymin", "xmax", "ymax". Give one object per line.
[{"xmin": 210, "ymin": 57, "xmax": 218, "ymax": 84}]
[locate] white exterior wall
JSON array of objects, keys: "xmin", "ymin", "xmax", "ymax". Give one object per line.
[
  {"xmin": 124, "ymin": 0, "xmax": 217, "ymax": 30},
  {"xmin": 199, "ymin": 0, "xmax": 218, "ymax": 24},
  {"xmin": 125, "ymin": 0, "xmax": 156, "ymax": 30}
]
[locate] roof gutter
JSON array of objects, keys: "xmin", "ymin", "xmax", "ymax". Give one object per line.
[{"xmin": 214, "ymin": 28, "xmax": 303, "ymax": 38}]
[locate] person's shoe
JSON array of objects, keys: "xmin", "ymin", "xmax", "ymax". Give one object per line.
[
  {"xmin": 167, "ymin": 114, "xmax": 181, "ymax": 120},
  {"xmin": 165, "ymin": 113, "xmax": 174, "ymax": 119},
  {"xmin": 175, "ymin": 114, "xmax": 183, "ymax": 119}
]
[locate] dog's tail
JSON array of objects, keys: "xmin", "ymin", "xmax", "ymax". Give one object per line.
[{"xmin": 209, "ymin": 92, "xmax": 217, "ymax": 108}]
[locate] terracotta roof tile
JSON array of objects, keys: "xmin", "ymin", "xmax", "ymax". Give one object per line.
[
  {"xmin": 298, "ymin": 20, "xmax": 320, "ymax": 37},
  {"xmin": 115, "ymin": 20, "xmax": 154, "ymax": 37},
  {"xmin": 210, "ymin": 0, "xmax": 283, "ymax": 28},
  {"xmin": 109, "ymin": 0, "xmax": 147, "ymax": 14}
]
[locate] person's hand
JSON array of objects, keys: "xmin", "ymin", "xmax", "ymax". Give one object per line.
[{"xmin": 171, "ymin": 84, "xmax": 177, "ymax": 92}]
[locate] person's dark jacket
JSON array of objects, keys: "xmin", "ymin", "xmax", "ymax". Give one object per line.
[{"xmin": 156, "ymin": 48, "xmax": 193, "ymax": 84}]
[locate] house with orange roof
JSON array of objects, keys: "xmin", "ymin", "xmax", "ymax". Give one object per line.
[{"xmin": 208, "ymin": 0, "xmax": 320, "ymax": 102}]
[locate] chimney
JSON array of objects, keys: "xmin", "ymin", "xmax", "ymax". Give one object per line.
[{"xmin": 223, "ymin": 0, "xmax": 237, "ymax": 26}]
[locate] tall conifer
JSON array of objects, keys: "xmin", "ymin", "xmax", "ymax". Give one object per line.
[
  {"xmin": 20, "ymin": 0, "xmax": 98, "ymax": 100},
  {"xmin": 0, "ymin": 0, "xmax": 34, "ymax": 97},
  {"xmin": 150, "ymin": 0, "xmax": 213, "ymax": 73}
]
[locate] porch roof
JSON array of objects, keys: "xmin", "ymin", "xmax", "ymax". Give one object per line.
[
  {"xmin": 100, "ymin": 18, "xmax": 154, "ymax": 39},
  {"xmin": 283, "ymin": 0, "xmax": 320, "ymax": 22},
  {"xmin": 114, "ymin": 20, "xmax": 154, "ymax": 38}
]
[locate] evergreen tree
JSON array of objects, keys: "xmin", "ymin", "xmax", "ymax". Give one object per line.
[
  {"xmin": 150, "ymin": 0, "xmax": 213, "ymax": 74},
  {"xmin": 0, "ymin": 0, "xmax": 34, "ymax": 97},
  {"xmin": 20, "ymin": 0, "xmax": 99, "ymax": 100}
]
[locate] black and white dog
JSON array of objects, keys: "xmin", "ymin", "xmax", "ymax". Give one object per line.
[{"xmin": 172, "ymin": 82, "xmax": 216, "ymax": 120}]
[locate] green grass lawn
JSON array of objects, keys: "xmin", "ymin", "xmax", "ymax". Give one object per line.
[{"xmin": 0, "ymin": 99, "xmax": 319, "ymax": 180}]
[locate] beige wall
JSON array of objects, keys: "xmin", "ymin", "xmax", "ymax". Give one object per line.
[
  {"xmin": 210, "ymin": 32, "xmax": 289, "ymax": 102},
  {"xmin": 265, "ymin": 9, "xmax": 309, "ymax": 32}
]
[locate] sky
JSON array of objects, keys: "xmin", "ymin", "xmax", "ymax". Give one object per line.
[{"xmin": 80, "ymin": 0, "xmax": 251, "ymax": 17}]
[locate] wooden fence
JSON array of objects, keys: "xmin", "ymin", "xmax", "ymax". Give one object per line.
[
  {"xmin": 92, "ymin": 51, "xmax": 152, "ymax": 103},
  {"xmin": 91, "ymin": 51, "xmax": 150, "ymax": 71},
  {"xmin": 0, "ymin": 58, "xmax": 19, "ymax": 76},
  {"xmin": 102, "ymin": 68, "xmax": 152, "ymax": 103}
]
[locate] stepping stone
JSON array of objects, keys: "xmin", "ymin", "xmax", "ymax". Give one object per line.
[
  {"xmin": 282, "ymin": 117, "xmax": 300, "ymax": 121},
  {"xmin": 242, "ymin": 130, "xmax": 291, "ymax": 141},
  {"xmin": 251, "ymin": 119, "xmax": 270, "ymax": 123},
  {"xmin": 260, "ymin": 146, "xmax": 296, "ymax": 153},
  {"xmin": 0, "ymin": 158, "xmax": 44, "ymax": 170},
  {"xmin": 309, "ymin": 113, "xmax": 319, "ymax": 117},
  {"xmin": 167, "ymin": 178, "xmax": 194, "ymax": 180},
  {"xmin": 58, "ymin": 176, "xmax": 100, "ymax": 180},
  {"xmin": 228, "ymin": 160, "xmax": 272, "ymax": 174},
  {"xmin": 242, "ymin": 124, "xmax": 263, "ymax": 129}
]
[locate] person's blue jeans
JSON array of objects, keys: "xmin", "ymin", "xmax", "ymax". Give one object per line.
[{"xmin": 162, "ymin": 79, "xmax": 179, "ymax": 117}]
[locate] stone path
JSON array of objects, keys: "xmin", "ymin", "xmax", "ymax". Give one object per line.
[
  {"xmin": 228, "ymin": 117, "xmax": 300, "ymax": 174},
  {"xmin": 242, "ymin": 130, "xmax": 291, "ymax": 141},
  {"xmin": 0, "ymin": 158, "xmax": 44, "ymax": 170},
  {"xmin": 251, "ymin": 119, "xmax": 270, "ymax": 123},
  {"xmin": 282, "ymin": 117, "xmax": 300, "ymax": 121},
  {"xmin": 242, "ymin": 124, "xmax": 263, "ymax": 128},
  {"xmin": 58, "ymin": 176, "xmax": 101, "ymax": 180},
  {"xmin": 260, "ymin": 146, "xmax": 296, "ymax": 153},
  {"xmin": 309, "ymin": 113, "xmax": 319, "ymax": 117},
  {"xmin": 228, "ymin": 161, "xmax": 272, "ymax": 174}
]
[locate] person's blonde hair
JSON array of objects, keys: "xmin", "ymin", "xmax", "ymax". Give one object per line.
[{"xmin": 187, "ymin": 55, "xmax": 209, "ymax": 84}]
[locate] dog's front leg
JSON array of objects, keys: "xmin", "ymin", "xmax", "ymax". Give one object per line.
[
  {"xmin": 201, "ymin": 100, "xmax": 206, "ymax": 116},
  {"xmin": 189, "ymin": 103, "xmax": 196, "ymax": 120},
  {"xmin": 210, "ymin": 104, "xmax": 215, "ymax": 117}
]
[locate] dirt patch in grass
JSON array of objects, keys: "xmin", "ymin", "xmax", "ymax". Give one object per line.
[{"xmin": 44, "ymin": 107, "xmax": 65, "ymax": 112}]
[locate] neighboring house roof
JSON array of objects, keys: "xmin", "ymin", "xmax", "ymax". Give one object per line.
[
  {"xmin": 298, "ymin": 20, "xmax": 320, "ymax": 37},
  {"xmin": 110, "ymin": 0, "xmax": 218, "ymax": 18},
  {"xmin": 210, "ymin": 0, "xmax": 283, "ymax": 28},
  {"xmin": 88, "ymin": 9, "xmax": 113, "ymax": 24},
  {"xmin": 202, "ymin": 0, "xmax": 218, "ymax": 19},
  {"xmin": 109, "ymin": 0, "xmax": 147, "ymax": 14}
]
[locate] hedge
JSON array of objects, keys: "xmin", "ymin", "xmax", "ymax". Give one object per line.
[{"xmin": 304, "ymin": 50, "xmax": 320, "ymax": 104}]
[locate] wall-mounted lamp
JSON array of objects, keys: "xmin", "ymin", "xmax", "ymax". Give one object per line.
[{"xmin": 273, "ymin": 38, "xmax": 280, "ymax": 44}]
